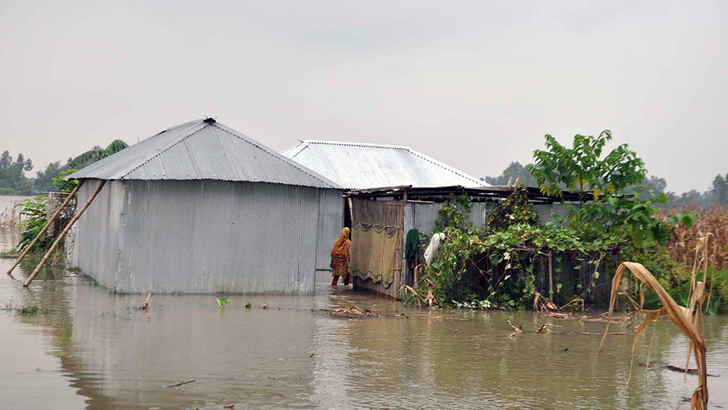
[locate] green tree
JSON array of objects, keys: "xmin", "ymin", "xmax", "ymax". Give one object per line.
[
  {"xmin": 65, "ymin": 139, "xmax": 129, "ymax": 170},
  {"xmin": 710, "ymin": 174, "xmax": 728, "ymax": 205},
  {"xmin": 642, "ymin": 175, "xmax": 667, "ymax": 194},
  {"xmin": 528, "ymin": 131, "xmax": 669, "ymax": 247},
  {"xmin": 484, "ymin": 162, "xmax": 538, "ymax": 187},
  {"xmin": 0, "ymin": 151, "xmax": 33, "ymax": 195},
  {"xmin": 34, "ymin": 161, "xmax": 62, "ymax": 193},
  {"xmin": 528, "ymin": 130, "xmax": 646, "ymax": 202}
]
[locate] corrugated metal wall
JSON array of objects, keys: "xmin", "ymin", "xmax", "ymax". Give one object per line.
[
  {"xmin": 315, "ymin": 189, "xmax": 345, "ymax": 272},
  {"xmin": 533, "ymin": 203, "xmax": 567, "ymax": 223},
  {"xmin": 403, "ymin": 201, "xmax": 562, "ymax": 236},
  {"xmin": 75, "ymin": 180, "xmax": 323, "ymax": 295},
  {"xmin": 74, "ymin": 179, "xmax": 126, "ymax": 290},
  {"xmin": 403, "ymin": 202, "xmax": 493, "ymax": 236}
]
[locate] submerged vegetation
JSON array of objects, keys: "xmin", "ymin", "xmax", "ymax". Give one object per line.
[
  {"xmin": 216, "ymin": 297, "xmax": 230, "ymax": 311},
  {"xmin": 2, "ymin": 301, "xmax": 48, "ymax": 316}
]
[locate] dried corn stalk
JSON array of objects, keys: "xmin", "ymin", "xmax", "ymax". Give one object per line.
[{"xmin": 597, "ymin": 262, "xmax": 708, "ymax": 410}]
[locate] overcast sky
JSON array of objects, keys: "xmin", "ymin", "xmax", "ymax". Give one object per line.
[{"xmin": 1, "ymin": 0, "xmax": 725, "ymax": 193}]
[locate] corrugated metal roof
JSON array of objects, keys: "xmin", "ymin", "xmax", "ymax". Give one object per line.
[
  {"xmin": 281, "ymin": 140, "xmax": 489, "ymax": 189},
  {"xmin": 66, "ymin": 119, "xmax": 339, "ymax": 188}
]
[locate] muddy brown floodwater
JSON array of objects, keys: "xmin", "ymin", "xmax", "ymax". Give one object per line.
[{"xmin": 1, "ymin": 238, "xmax": 727, "ymax": 408}]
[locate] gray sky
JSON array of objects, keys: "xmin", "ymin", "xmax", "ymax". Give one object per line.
[{"xmin": 1, "ymin": 0, "xmax": 725, "ymax": 193}]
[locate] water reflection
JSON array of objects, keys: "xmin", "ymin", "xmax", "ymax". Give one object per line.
[{"xmin": 1, "ymin": 258, "xmax": 727, "ymax": 409}]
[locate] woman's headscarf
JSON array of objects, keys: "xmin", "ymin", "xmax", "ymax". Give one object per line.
[{"xmin": 331, "ymin": 227, "xmax": 351, "ymax": 256}]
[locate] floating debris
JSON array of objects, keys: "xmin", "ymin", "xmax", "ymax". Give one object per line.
[
  {"xmin": 636, "ymin": 361, "xmax": 720, "ymax": 378},
  {"xmin": 313, "ymin": 306, "xmax": 469, "ymax": 321},
  {"xmin": 313, "ymin": 306, "xmax": 381, "ymax": 319},
  {"xmin": 165, "ymin": 380, "xmax": 196, "ymax": 388},
  {"xmin": 507, "ymin": 320, "xmax": 522, "ymax": 338}
]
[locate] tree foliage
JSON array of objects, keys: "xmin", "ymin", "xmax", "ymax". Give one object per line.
[
  {"xmin": 529, "ymin": 131, "xmax": 671, "ymax": 248},
  {"xmin": 0, "ymin": 151, "xmax": 33, "ymax": 195},
  {"xmin": 528, "ymin": 130, "xmax": 646, "ymax": 202},
  {"xmin": 483, "ymin": 162, "xmax": 538, "ymax": 187},
  {"xmin": 34, "ymin": 161, "xmax": 62, "ymax": 193},
  {"xmin": 1, "ymin": 138, "xmax": 128, "ymax": 196},
  {"xmin": 414, "ymin": 130, "xmax": 681, "ymax": 310}
]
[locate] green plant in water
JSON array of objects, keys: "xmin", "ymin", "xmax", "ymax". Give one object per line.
[
  {"xmin": 16, "ymin": 196, "xmax": 49, "ymax": 252},
  {"xmin": 17, "ymin": 303, "xmax": 46, "ymax": 315},
  {"xmin": 216, "ymin": 297, "xmax": 230, "ymax": 310}
]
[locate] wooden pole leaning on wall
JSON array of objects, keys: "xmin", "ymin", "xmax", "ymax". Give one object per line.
[
  {"xmin": 7, "ymin": 182, "xmax": 83, "ymax": 277},
  {"xmin": 24, "ymin": 181, "xmax": 106, "ymax": 288},
  {"xmin": 347, "ymin": 197, "xmax": 354, "ymax": 226}
]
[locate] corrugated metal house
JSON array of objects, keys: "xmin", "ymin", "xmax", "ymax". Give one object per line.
[
  {"xmin": 282, "ymin": 140, "xmax": 494, "ymax": 297},
  {"xmin": 67, "ymin": 118, "xmax": 343, "ymax": 295},
  {"xmin": 281, "ymin": 140, "xmax": 488, "ymax": 189}
]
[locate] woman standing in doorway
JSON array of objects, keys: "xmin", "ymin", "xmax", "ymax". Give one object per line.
[{"xmin": 331, "ymin": 227, "xmax": 351, "ymax": 286}]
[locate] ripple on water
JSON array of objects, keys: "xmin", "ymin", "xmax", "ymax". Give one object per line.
[{"xmin": 0, "ymin": 259, "xmax": 726, "ymax": 409}]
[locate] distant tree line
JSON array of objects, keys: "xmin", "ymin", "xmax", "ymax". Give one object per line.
[
  {"xmin": 0, "ymin": 140, "xmax": 128, "ymax": 196},
  {"xmin": 484, "ymin": 161, "xmax": 728, "ymax": 209},
  {"xmin": 0, "ymin": 151, "xmax": 33, "ymax": 195}
]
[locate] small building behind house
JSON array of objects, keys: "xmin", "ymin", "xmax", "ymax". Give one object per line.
[
  {"xmin": 282, "ymin": 140, "xmax": 597, "ymax": 300},
  {"xmin": 282, "ymin": 140, "xmax": 497, "ymax": 297},
  {"xmin": 67, "ymin": 118, "xmax": 343, "ymax": 295},
  {"xmin": 341, "ymin": 185, "xmax": 576, "ymax": 299},
  {"xmin": 282, "ymin": 140, "xmax": 488, "ymax": 190}
]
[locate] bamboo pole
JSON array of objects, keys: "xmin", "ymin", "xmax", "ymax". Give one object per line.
[
  {"xmin": 142, "ymin": 292, "xmax": 152, "ymax": 310},
  {"xmin": 347, "ymin": 197, "xmax": 354, "ymax": 222},
  {"xmin": 548, "ymin": 251, "xmax": 554, "ymax": 304},
  {"xmin": 24, "ymin": 181, "xmax": 106, "ymax": 288},
  {"xmin": 7, "ymin": 182, "xmax": 83, "ymax": 277}
]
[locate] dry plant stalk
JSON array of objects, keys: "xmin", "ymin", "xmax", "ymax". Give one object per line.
[
  {"xmin": 597, "ymin": 262, "xmax": 708, "ymax": 410},
  {"xmin": 665, "ymin": 207, "xmax": 727, "ymax": 270},
  {"xmin": 687, "ymin": 234, "xmax": 718, "ymax": 312}
]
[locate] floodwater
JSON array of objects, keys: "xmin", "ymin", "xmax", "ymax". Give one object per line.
[{"xmin": 1, "ymin": 232, "xmax": 728, "ymax": 409}]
